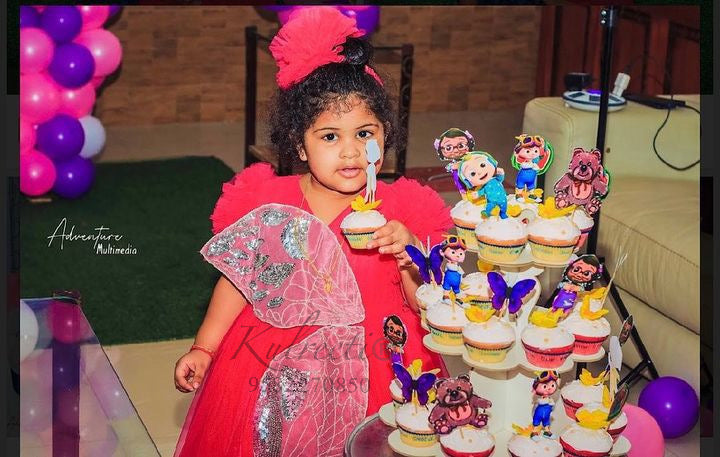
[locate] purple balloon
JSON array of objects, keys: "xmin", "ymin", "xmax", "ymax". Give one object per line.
[
  {"xmin": 36, "ymin": 114, "xmax": 85, "ymax": 161},
  {"xmin": 52, "ymin": 156, "xmax": 95, "ymax": 199},
  {"xmin": 40, "ymin": 6, "xmax": 83, "ymax": 43},
  {"xmin": 49, "ymin": 43, "xmax": 95, "ymax": 88},
  {"xmin": 20, "ymin": 6, "xmax": 41, "ymax": 28},
  {"xmin": 338, "ymin": 6, "xmax": 380, "ymax": 37},
  {"xmin": 108, "ymin": 6, "xmax": 123, "ymax": 18},
  {"xmin": 638, "ymin": 376, "xmax": 699, "ymax": 438}
]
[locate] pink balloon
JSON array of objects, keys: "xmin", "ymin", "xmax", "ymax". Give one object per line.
[
  {"xmin": 59, "ymin": 82, "xmax": 96, "ymax": 117},
  {"xmin": 20, "ymin": 117, "xmax": 37, "ymax": 153},
  {"xmin": 48, "ymin": 300, "xmax": 93, "ymax": 344},
  {"xmin": 74, "ymin": 29, "xmax": 122, "ymax": 77},
  {"xmin": 78, "ymin": 5, "xmax": 110, "ymax": 30},
  {"xmin": 622, "ymin": 403, "xmax": 665, "ymax": 457},
  {"xmin": 90, "ymin": 75, "xmax": 106, "ymax": 89},
  {"xmin": 20, "ymin": 28, "xmax": 54, "ymax": 74},
  {"xmin": 20, "ymin": 149, "xmax": 57, "ymax": 196},
  {"xmin": 20, "ymin": 73, "xmax": 61, "ymax": 124}
]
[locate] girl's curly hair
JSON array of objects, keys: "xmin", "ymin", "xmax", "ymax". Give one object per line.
[{"xmin": 267, "ymin": 37, "xmax": 403, "ymax": 167}]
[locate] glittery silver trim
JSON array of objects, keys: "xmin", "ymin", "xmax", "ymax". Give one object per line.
[
  {"xmin": 206, "ymin": 232, "xmax": 235, "ymax": 256},
  {"xmin": 253, "ymin": 289, "xmax": 269, "ymax": 302},
  {"xmin": 279, "ymin": 366, "xmax": 310, "ymax": 421},
  {"xmin": 253, "ymin": 373, "xmax": 282, "ymax": 457},
  {"xmin": 222, "ymin": 257, "xmax": 238, "ymax": 267},
  {"xmin": 261, "ymin": 209, "xmax": 290, "ymax": 226},
  {"xmin": 280, "ymin": 217, "xmax": 310, "ymax": 260},
  {"xmin": 258, "ymin": 263, "xmax": 295, "ymax": 288},
  {"xmin": 231, "ymin": 249, "xmax": 249, "ymax": 260},
  {"xmin": 253, "ymin": 253, "xmax": 269, "ymax": 270},
  {"xmin": 246, "ymin": 238, "xmax": 264, "ymax": 251},
  {"xmin": 267, "ymin": 297, "xmax": 284, "ymax": 308},
  {"xmin": 237, "ymin": 226, "xmax": 259, "ymax": 238},
  {"xmin": 235, "ymin": 266, "xmax": 254, "ymax": 275},
  {"xmin": 249, "ymin": 280, "xmax": 258, "ymax": 291}
]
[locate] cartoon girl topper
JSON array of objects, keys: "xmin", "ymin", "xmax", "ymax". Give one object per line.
[
  {"xmin": 546, "ymin": 254, "xmax": 603, "ymax": 313},
  {"xmin": 531, "ymin": 370, "xmax": 560, "ymax": 437},
  {"xmin": 511, "ymin": 134, "xmax": 554, "ymax": 203},
  {"xmin": 456, "ymin": 151, "xmax": 508, "ymax": 218},
  {"xmin": 438, "ymin": 235, "xmax": 467, "ymax": 301},
  {"xmin": 434, "ymin": 128, "xmax": 476, "ymax": 198},
  {"xmin": 383, "ymin": 314, "xmax": 408, "ymax": 365}
]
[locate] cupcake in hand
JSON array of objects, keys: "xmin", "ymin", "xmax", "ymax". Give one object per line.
[{"xmin": 340, "ymin": 195, "xmax": 387, "ymax": 249}]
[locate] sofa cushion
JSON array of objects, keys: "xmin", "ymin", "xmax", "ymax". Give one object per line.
[{"xmin": 598, "ymin": 176, "xmax": 699, "ymax": 333}]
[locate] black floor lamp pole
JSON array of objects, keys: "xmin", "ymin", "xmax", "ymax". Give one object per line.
[{"xmin": 584, "ymin": 6, "xmax": 659, "ymax": 387}]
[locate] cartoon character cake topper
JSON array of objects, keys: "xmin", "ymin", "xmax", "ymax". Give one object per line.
[
  {"xmin": 545, "ymin": 254, "xmax": 603, "ymax": 313},
  {"xmin": 438, "ymin": 235, "xmax": 467, "ymax": 307},
  {"xmin": 554, "ymin": 147, "xmax": 610, "ymax": 216},
  {"xmin": 511, "ymin": 134, "xmax": 554, "ymax": 203},
  {"xmin": 383, "ymin": 314, "xmax": 407, "ymax": 365},
  {"xmin": 428, "ymin": 374, "xmax": 492, "ymax": 434},
  {"xmin": 364, "ymin": 139, "xmax": 382, "ymax": 204},
  {"xmin": 531, "ymin": 370, "xmax": 560, "ymax": 437},
  {"xmin": 455, "ymin": 151, "xmax": 509, "ymax": 218},
  {"xmin": 434, "ymin": 128, "xmax": 476, "ymax": 197}
]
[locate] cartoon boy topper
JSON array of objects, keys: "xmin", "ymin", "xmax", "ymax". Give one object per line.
[
  {"xmin": 434, "ymin": 128, "xmax": 476, "ymax": 197},
  {"xmin": 364, "ymin": 139, "xmax": 382, "ymax": 203},
  {"xmin": 511, "ymin": 134, "xmax": 554, "ymax": 202},
  {"xmin": 554, "ymin": 147, "xmax": 610, "ymax": 216},
  {"xmin": 383, "ymin": 314, "xmax": 408, "ymax": 365},
  {"xmin": 546, "ymin": 254, "xmax": 604, "ymax": 313},
  {"xmin": 439, "ymin": 235, "xmax": 467, "ymax": 301},
  {"xmin": 531, "ymin": 370, "xmax": 560, "ymax": 437},
  {"xmin": 456, "ymin": 151, "xmax": 508, "ymax": 218}
]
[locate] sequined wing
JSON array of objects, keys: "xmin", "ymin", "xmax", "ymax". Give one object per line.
[
  {"xmin": 487, "ymin": 271, "xmax": 508, "ymax": 310},
  {"xmin": 507, "ymin": 279, "xmax": 536, "ymax": 314}
]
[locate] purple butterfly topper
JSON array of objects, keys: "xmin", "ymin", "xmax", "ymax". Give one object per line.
[
  {"xmin": 405, "ymin": 244, "xmax": 443, "ymax": 284},
  {"xmin": 487, "ymin": 271, "xmax": 536, "ymax": 314},
  {"xmin": 392, "ymin": 363, "xmax": 437, "ymax": 406}
]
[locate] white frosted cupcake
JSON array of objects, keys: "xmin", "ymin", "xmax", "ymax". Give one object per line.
[
  {"xmin": 426, "ymin": 302, "xmax": 469, "ymax": 346},
  {"xmin": 395, "ymin": 403, "xmax": 437, "ymax": 447},
  {"xmin": 575, "ymin": 402, "xmax": 627, "ymax": 443},
  {"xmin": 463, "ymin": 315, "xmax": 516, "ymax": 363},
  {"xmin": 507, "ymin": 194, "xmax": 541, "ymax": 222},
  {"xmin": 439, "ymin": 427, "xmax": 495, "ymax": 457},
  {"xmin": 451, "ymin": 199, "xmax": 485, "ymax": 251},
  {"xmin": 559, "ymin": 313, "xmax": 610, "ymax": 356},
  {"xmin": 571, "ymin": 209, "xmax": 594, "ymax": 251},
  {"xmin": 390, "ymin": 378, "xmax": 405, "ymax": 410},
  {"xmin": 475, "ymin": 216, "xmax": 528, "ymax": 263},
  {"xmin": 507, "ymin": 434, "xmax": 562, "ymax": 457},
  {"xmin": 559, "ymin": 423, "xmax": 613, "ymax": 457},
  {"xmin": 521, "ymin": 321, "xmax": 575, "ymax": 369},
  {"xmin": 416, "ymin": 283, "xmax": 444, "ymax": 327},
  {"xmin": 560, "ymin": 380, "xmax": 604, "ymax": 421},
  {"xmin": 340, "ymin": 208, "xmax": 387, "ymax": 249},
  {"xmin": 527, "ymin": 216, "xmax": 580, "ymax": 263},
  {"xmin": 459, "ymin": 272, "xmax": 493, "ymax": 309}
]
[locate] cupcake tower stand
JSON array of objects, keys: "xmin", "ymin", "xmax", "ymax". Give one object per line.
[{"xmin": 380, "ymin": 251, "xmax": 631, "ymax": 457}]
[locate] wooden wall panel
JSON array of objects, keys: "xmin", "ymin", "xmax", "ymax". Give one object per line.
[{"xmin": 95, "ymin": 6, "xmax": 542, "ymax": 126}]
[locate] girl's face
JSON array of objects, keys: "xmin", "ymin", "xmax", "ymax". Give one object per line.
[
  {"xmin": 301, "ymin": 95, "xmax": 385, "ymax": 196},
  {"xmin": 443, "ymin": 247, "xmax": 465, "ymax": 263},
  {"xmin": 567, "ymin": 260, "xmax": 598, "ymax": 283},
  {"xmin": 516, "ymin": 146, "xmax": 542, "ymax": 162},
  {"xmin": 439, "ymin": 136, "xmax": 470, "ymax": 160},
  {"xmin": 535, "ymin": 380, "xmax": 557, "ymax": 396}
]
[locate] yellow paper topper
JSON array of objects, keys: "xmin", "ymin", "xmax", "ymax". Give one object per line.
[
  {"xmin": 350, "ymin": 195, "xmax": 382, "ymax": 211},
  {"xmin": 576, "ymin": 408, "xmax": 611, "ymax": 430},
  {"xmin": 476, "ymin": 259, "xmax": 496, "ymax": 273},
  {"xmin": 580, "ymin": 290, "xmax": 610, "ymax": 321},
  {"xmin": 529, "ymin": 308, "xmax": 564, "ymax": 328},
  {"xmin": 579, "ymin": 368, "xmax": 606, "ymax": 386},
  {"xmin": 602, "ymin": 384, "xmax": 613, "ymax": 409},
  {"xmin": 465, "ymin": 307, "xmax": 495, "ymax": 323},
  {"xmin": 511, "ymin": 423, "xmax": 537, "ymax": 437},
  {"xmin": 538, "ymin": 196, "xmax": 576, "ymax": 219},
  {"xmin": 487, "ymin": 204, "xmax": 522, "ymax": 218}
]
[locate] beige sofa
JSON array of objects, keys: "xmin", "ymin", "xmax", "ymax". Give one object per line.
[{"xmin": 522, "ymin": 96, "xmax": 701, "ymax": 392}]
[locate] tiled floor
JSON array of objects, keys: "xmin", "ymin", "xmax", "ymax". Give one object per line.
[{"xmin": 94, "ymin": 109, "xmax": 699, "ymax": 456}]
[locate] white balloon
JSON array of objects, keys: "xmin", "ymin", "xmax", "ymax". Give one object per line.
[
  {"xmin": 20, "ymin": 301, "xmax": 39, "ymax": 362},
  {"xmin": 78, "ymin": 115, "xmax": 106, "ymax": 159}
]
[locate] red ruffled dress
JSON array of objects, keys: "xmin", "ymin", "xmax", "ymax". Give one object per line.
[{"xmin": 175, "ymin": 163, "xmax": 454, "ymax": 456}]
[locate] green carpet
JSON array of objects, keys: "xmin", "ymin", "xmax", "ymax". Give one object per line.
[{"xmin": 20, "ymin": 156, "xmax": 236, "ymax": 345}]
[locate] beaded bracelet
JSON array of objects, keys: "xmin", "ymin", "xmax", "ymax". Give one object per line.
[{"xmin": 190, "ymin": 344, "xmax": 215, "ymax": 360}]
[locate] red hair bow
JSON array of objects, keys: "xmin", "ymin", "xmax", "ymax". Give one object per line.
[{"xmin": 269, "ymin": 7, "xmax": 382, "ymax": 89}]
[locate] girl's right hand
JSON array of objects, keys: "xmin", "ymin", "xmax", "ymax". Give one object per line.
[{"xmin": 174, "ymin": 350, "xmax": 212, "ymax": 393}]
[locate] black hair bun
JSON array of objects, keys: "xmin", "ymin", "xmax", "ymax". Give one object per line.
[{"xmin": 342, "ymin": 37, "xmax": 372, "ymax": 66}]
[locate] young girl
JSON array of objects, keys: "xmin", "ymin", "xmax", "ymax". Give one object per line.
[{"xmin": 173, "ymin": 8, "xmax": 453, "ymax": 457}]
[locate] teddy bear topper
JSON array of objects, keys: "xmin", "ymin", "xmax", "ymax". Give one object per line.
[{"xmin": 553, "ymin": 147, "xmax": 611, "ymax": 216}]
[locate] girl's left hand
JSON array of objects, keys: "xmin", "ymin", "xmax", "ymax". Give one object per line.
[{"xmin": 366, "ymin": 220, "xmax": 418, "ymax": 268}]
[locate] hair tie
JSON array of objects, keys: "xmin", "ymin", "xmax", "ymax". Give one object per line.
[{"xmin": 269, "ymin": 7, "xmax": 382, "ymax": 89}]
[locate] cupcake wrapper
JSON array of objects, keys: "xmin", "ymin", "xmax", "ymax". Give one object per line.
[
  {"xmin": 441, "ymin": 443, "xmax": 495, "ymax": 457},
  {"xmin": 342, "ymin": 230, "xmax": 376, "ymax": 249},
  {"xmin": 571, "ymin": 334, "xmax": 608, "ymax": 355},
  {"xmin": 522, "ymin": 342, "xmax": 575, "ymax": 368},
  {"xmin": 455, "ymin": 224, "xmax": 479, "ymax": 251},
  {"xmin": 464, "ymin": 340, "xmax": 514, "ymax": 363},
  {"xmin": 608, "ymin": 425, "xmax": 626, "ymax": 442},
  {"xmin": 398, "ymin": 426, "xmax": 437, "ymax": 447},
  {"xmin": 476, "ymin": 240, "xmax": 525, "ymax": 263},
  {"xmin": 560, "ymin": 438, "xmax": 611, "ymax": 457},
  {"xmin": 561, "ymin": 396, "xmax": 583, "ymax": 421},
  {"xmin": 428, "ymin": 324, "xmax": 464, "ymax": 346},
  {"xmin": 528, "ymin": 239, "xmax": 577, "ymax": 262}
]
